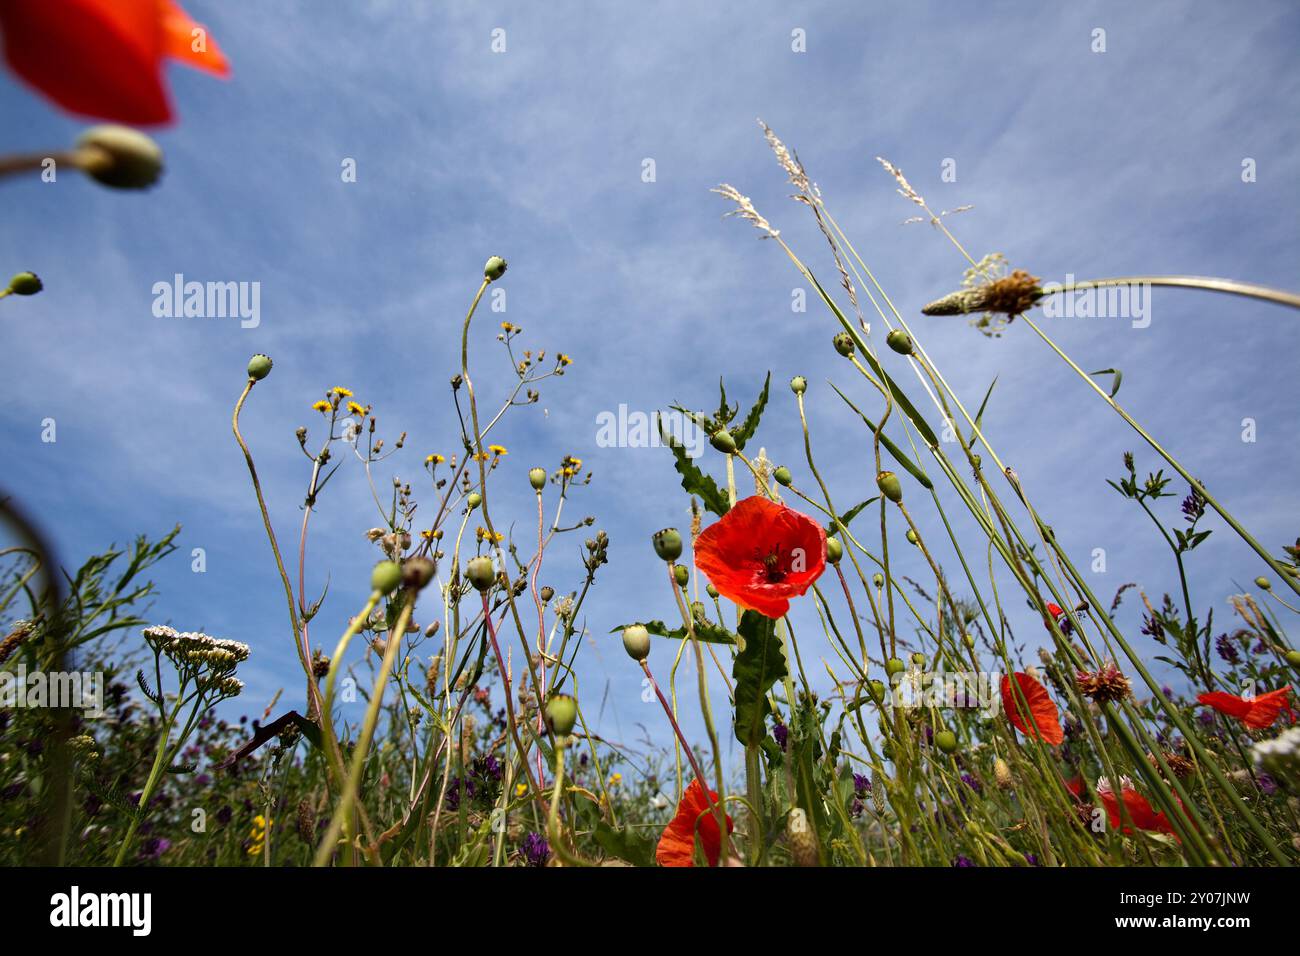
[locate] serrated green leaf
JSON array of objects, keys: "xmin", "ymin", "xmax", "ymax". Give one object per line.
[
  {"xmin": 731, "ymin": 372, "xmax": 771, "ymax": 452},
  {"xmin": 732, "ymin": 611, "xmax": 787, "ymax": 748},
  {"xmin": 658, "ymin": 420, "xmax": 730, "ymax": 516}
]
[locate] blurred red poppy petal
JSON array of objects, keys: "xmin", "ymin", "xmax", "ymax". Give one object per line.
[
  {"xmin": 1199, "ymin": 686, "xmax": 1293, "ymax": 730},
  {"xmin": 1001, "ymin": 672, "xmax": 1064, "ymax": 745},
  {"xmin": 656, "ymin": 779, "xmax": 732, "ymax": 867}
]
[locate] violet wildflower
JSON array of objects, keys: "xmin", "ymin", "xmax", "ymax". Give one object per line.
[
  {"xmin": 1180, "ymin": 487, "xmax": 1206, "ymax": 523},
  {"xmin": 773, "ymin": 722, "xmax": 789, "ymax": 751},
  {"xmin": 521, "ymin": 831, "xmax": 550, "ymax": 867},
  {"xmin": 952, "ymin": 855, "xmax": 975, "ymax": 867},
  {"xmin": 1214, "ymin": 633, "xmax": 1240, "ymax": 665}
]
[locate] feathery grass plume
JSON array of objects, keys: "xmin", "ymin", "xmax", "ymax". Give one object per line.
[{"xmin": 711, "ymin": 184, "xmax": 780, "ymax": 239}]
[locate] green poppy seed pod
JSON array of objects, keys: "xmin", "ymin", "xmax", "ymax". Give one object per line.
[
  {"xmin": 402, "ymin": 557, "xmax": 436, "ymax": 591},
  {"xmin": 832, "ymin": 331, "xmax": 855, "ymax": 357},
  {"xmin": 905, "ymin": 529, "xmax": 919, "ymax": 546},
  {"xmin": 910, "ymin": 652, "xmax": 926, "ymax": 669},
  {"xmin": 622, "ymin": 624, "xmax": 651, "ymax": 662},
  {"xmin": 544, "ymin": 693, "xmax": 578, "ymax": 737},
  {"xmin": 872, "ymin": 573, "xmax": 884, "ymax": 588},
  {"xmin": 371, "ymin": 560, "xmax": 403, "ymax": 595},
  {"xmin": 673, "ymin": 564, "xmax": 689, "ymax": 588},
  {"xmin": 885, "ymin": 329, "xmax": 913, "ymax": 355},
  {"xmin": 876, "ymin": 470, "xmax": 903, "ymax": 503},
  {"xmin": 1255, "ymin": 576, "xmax": 1272, "ymax": 590},
  {"xmin": 528, "ymin": 467, "xmax": 547, "ymax": 490},
  {"xmin": 652, "ymin": 528, "xmax": 683, "ymax": 562},
  {"xmin": 484, "ymin": 256, "xmax": 507, "ymax": 281},
  {"xmin": 710, "ymin": 429, "xmax": 737, "ymax": 455},
  {"xmin": 885, "ymin": 657, "xmax": 906, "ymax": 677},
  {"xmin": 7, "ymin": 272, "xmax": 42, "ymax": 296},
  {"xmin": 774, "ymin": 465, "xmax": 792, "ymax": 487},
  {"xmin": 465, "ymin": 556, "xmax": 496, "ymax": 592},
  {"xmin": 826, "ymin": 537, "xmax": 843, "ymax": 564},
  {"xmin": 467, "ymin": 492, "xmax": 482, "ymax": 510},
  {"xmin": 934, "ymin": 730, "xmax": 958, "ymax": 754},
  {"xmin": 246, "ymin": 354, "xmax": 273, "ymax": 381},
  {"xmin": 540, "ymin": 586, "xmax": 555, "ymax": 602},
  {"xmin": 706, "ymin": 583, "xmax": 719, "ymax": 599},
  {"xmin": 75, "ymin": 125, "xmax": 163, "ymax": 189},
  {"xmin": 1286, "ymin": 649, "xmax": 1300, "ymax": 667},
  {"xmin": 790, "ymin": 375, "xmax": 807, "ymax": 395},
  {"xmin": 868, "ymin": 679, "xmax": 886, "ymax": 701}
]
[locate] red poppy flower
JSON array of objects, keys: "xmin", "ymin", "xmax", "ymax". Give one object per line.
[
  {"xmin": 1044, "ymin": 602, "xmax": 1072, "ymax": 635},
  {"xmin": 1000, "ymin": 671, "xmax": 1064, "ymax": 746},
  {"xmin": 1197, "ymin": 685, "xmax": 1294, "ymax": 730},
  {"xmin": 655, "ymin": 778, "xmax": 733, "ymax": 867},
  {"xmin": 0, "ymin": 0, "xmax": 229, "ymax": 125},
  {"xmin": 1097, "ymin": 777, "xmax": 1181, "ymax": 839},
  {"xmin": 693, "ymin": 496, "xmax": 826, "ymax": 619}
]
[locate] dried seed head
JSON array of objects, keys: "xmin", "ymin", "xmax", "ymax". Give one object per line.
[{"xmin": 1075, "ymin": 661, "xmax": 1133, "ymax": 704}]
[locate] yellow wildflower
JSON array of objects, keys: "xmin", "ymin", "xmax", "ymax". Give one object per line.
[
  {"xmin": 425, "ymin": 453, "xmax": 445, "ymax": 465},
  {"xmin": 557, "ymin": 353, "xmax": 572, "ymax": 366},
  {"xmin": 488, "ymin": 444, "xmax": 508, "ymax": 456},
  {"xmin": 311, "ymin": 400, "xmax": 330, "ymax": 413},
  {"xmin": 347, "ymin": 401, "xmax": 365, "ymax": 417},
  {"xmin": 515, "ymin": 783, "xmax": 527, "ymax": 798},
  {"xmin": 331, "ymin": 387, "xmax": 353, "ymax": 397}
]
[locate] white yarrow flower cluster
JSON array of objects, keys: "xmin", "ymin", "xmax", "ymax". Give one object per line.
[{"xmin": 142, "ymin": 625, "xmax": 249, "ymax": 699}]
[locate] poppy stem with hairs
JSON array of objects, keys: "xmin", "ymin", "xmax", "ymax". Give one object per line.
[{"xmin": 640, "ymin": 659, "xmax": 716, "ymax": 805}]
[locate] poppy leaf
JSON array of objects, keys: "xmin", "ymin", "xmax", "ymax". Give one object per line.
[
  {"xmin": 658, "ymin": 419, "xmax": 731, "ymax": 516},
  {"xmin": 593, "ymin": 820, "xmax": 656, "ymax": 867},
  {"xmin": 730, "ymin": 371, "xmax": 771, "ymax": 452},
  {"xmin": 732, "ymin": 610, "xmax": 789, "ymax": 748},
  {"xmin": 825, "ymin": 497, "xmax": 879, "ymax": 536},
  {"xmin": 829, "ymin": 383, "xmax": 934, "ymax": 489}
]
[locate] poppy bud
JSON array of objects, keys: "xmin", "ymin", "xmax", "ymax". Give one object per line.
[
  {"xmin": 246, "ymin": 354, "xmax": 273, "ymax": 381},
  {"xmin": 622, "ymin": 624, "xmax": 651, "ymax": 662},
  {"xmin": 6, "ymin": 272, "xmax": 42, "ymax": 296},
  {"xmin": 1286, "ymin": 650, "xmax": 1300, "ymax": 667},
  {"xmin": 774, "ymin": 465, "xmax": 792, "ymax": 487},
  {"xmin": 674, "ymin": 564, "xmax": 689, "ymax": 588},
  {"xmin": 876, "ymin": 471, "xmax": 903, "ymax": 503},
  {"xmin": 371, "ymin": 560, "xmax": 402, "ymax": 595},
  {"xmin": 905, "ymin": 529, "xmax": 919, "ymax": 546},
  {"xmin": 885, "ymin": 329, "xmax": 913, "ymax": 355},
  {"xmin": 465, "ymin": 556, "xmax": 495, "ymax": 592},
  {"xmin": 74, "ymin": 125, "xmax": 163, "ymax": 189},
  {"xmin": 934, "ymin": 730, "xmax": 958, "ymax": 754},
  {"xmin": 484, "ymin": 256, "xmax": 508, "ymax": 281},
  {"xmin": 868, "ymin": 679, "xmax": 886, "ymax": 701},
  {"xmin": 790, "ymin": 375, "xmax": 807, "ymax": 395},
  {"xmin": 1255, "ymin": 576, "xmax": 1271, "ymax": 590},
  {"xmin": 710, "ymin": 429, "xmax": 737, "ymax": 455},
  {"xmin": 910, "ymin": 652, "xmax": 926, "ymax": 669},
  {"xmin": 403, "ymin": 557, "xmax": 436, "ymax": 591},
  {"xmin": 652, "ymin": 528, "xmax": 683, "ymax": 562},
  {"xmin": 832, "ymin": 332, "xmax": 855, "ymax": 357},
  {"xmin": 885, "ymin": 657, "xmax": 906, "ymax": 677},
  {"xmin": 467, "ymin": 492, "xmax": 482, "ymax": 510},
  {"xmin": 540, "ymin": 586, "xmax": 555, "ymax": 602},
  {"xmin": 706, "ymin": 583, "xmax": 719, "ymax": 598},
  {"xmin": 826, "ymin": 537, "xmax": 843, "ymax": 564},
  {"xmin": 872, "ymin": 573, "xmax": 884, "ymax": 588},
  {"xmin": 544, "ymin": 693, "xmax": 578, "ymax": 736}
]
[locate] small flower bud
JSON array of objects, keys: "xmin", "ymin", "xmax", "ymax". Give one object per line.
[
  {"xmin": 710, "ymin": 429, "xmax": 737, "ymax": 455},
  {"xmin": 876, "ymin": 470, "xmax": 903, "ymax": 503},
  {"xmin": 484, "ymin": 256, "xmax": 508, "ymax": 281},
  {"xmin": 1286, "ymin": 650, "xmax": 1300, "ymax": 667},
  {"xmin": 74, "ymin": 125, "xmax": 163, "ymax": 189},
  {"xmin": 402, "ymin": 557, "xmax": 436, "ymax": 591},
  {"xmin": 872, "ymin": 573, "xmax": 884, "ymax": 588},
  {"xmin": 774, "ymin": 465, "xmax": 792, "ymax": 487},
  {"xmin": 371, "ymin": 561, "xmax": 402, "ymax": 594},
  {"xmin": 789, "ymin": 375, "xmax": 807, "ymax": 395},
  {"xmin": 706, "ymin": 583, "xmax": 719, "ymax": 599},
  {"xmin": 1255, "ymin": 576, "xmax": 1272, "ymax": 590},
  {"xmin": 529, "ymin": 467, "xmax": 547, "ymax": 490},
  {"xmin": 6, "ymin": 272, "xmax": 42, "ymax": 296},
  {"xmin": 467, "ymin": 492, "xmax": 482, "ymax": 510},
  {"xmin": 885, "ymin": 329, "xmax": 913, "ymax": 355},
  {"xmin": 246, "ymin": 354, "xmax": 273, "ymax": 381},
  {"xmin": 622, "ymin": 624, "xmax": 651, "ymax": 662},
  {"xmin": 934, "ymin": 730, "xmax": 958, "ymax": 754},
  {"xmin": 910, "ymin": 652, "xmax": 926, "ymax": 669},
  {"xmin": 826, "ymin": 537, "xmax": 843, "ymax": 564},
  {"xmin": 868, "ymin": 679, "xmax": 886, "ymax": 701},
  {"xmin": 466, "ymin": 556, "xmax": 495, "ymax": 592},
  {"xmin": 885, "ymin": 657, "xmax": 906, "ymax": 677},
  {"xmin": 832, "ymin": 331, "xmax": 855, "ymax": 357},
  {"xmin": 544, "ymin": 693, "xmax": 578, "ymax": 736},
  {"xmin": 673, "ymin": 564, "xmax": 689, "ymax": 588},
  {"xmin": 905, "ymin": 529, "xmax": 919, "ymax": 546},
  {"xmin": 652, "ymin": 528, "xmax": 683, "ymax": 562}
]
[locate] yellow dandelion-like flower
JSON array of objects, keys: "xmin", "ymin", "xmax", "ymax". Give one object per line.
[
  {"xmin": 331, "ymin": 387, "xmax": 353, "ymax": 397},
  {"xmin": 471, "ymin": 451, "xmax": 491, "ymax": 462},
  {"xmin": 564, "ymin": 456, "xmax": 582, "ymax": 470},
  {"xmin": 608, "ymin": 772, "xmax": 622, "ymax": 787},
  {"xmin": 501, "ymin": 321, "xmax": 515, "ymax": 332},
  {"xmin": 247, "ymin": 842, "xmax": 263, "ymax": 856},
  {"xmin": 488, "ymin": 444, "xmax": 508, "ymax": 456},
  {"xmin": 515, "ymin": 783, "xmax": 527, "ymax": 798},
  {"xmin": 311, "ymin": 400, "xmax": 330, "ymax": 413},
  {"xmin": 347, "ymin": 401, "xmax": 365, "ymax": 417},
  {"xmin": 425, "ymin": 453, "xmax": 445, "ymax": 466},
  {"xmin": 557, "ymin": 353, "xmax": 572, "ymax": 366}
]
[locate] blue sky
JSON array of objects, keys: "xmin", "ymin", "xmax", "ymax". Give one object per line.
[{"xmin": 2, "ymin": 1, "xmax": 1298, "ymax": 778}]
